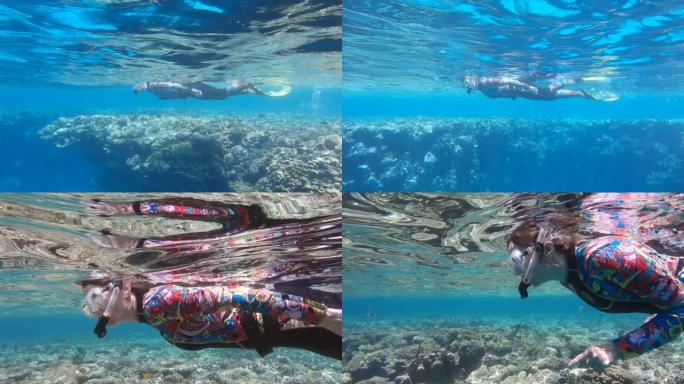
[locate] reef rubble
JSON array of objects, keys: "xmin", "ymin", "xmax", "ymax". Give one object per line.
[
  {"xmin": 0, "ymin": 337, "xmax": 341, "ymax": 384},
  {"xmin": 40, "ymin": 114, "xmax": 341, "ymax": 192},
  {"xmin": 343, "ymin": 317, "xmax": 684, "ymax": 384}
]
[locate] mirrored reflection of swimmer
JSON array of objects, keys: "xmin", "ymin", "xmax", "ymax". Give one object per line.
[
  {"xmin": 133, "ymin": 80, "xmax": 291, "ymax": 100},
  {"xmin": 507, "ymin": 194, "xmax": 684, "ymax": 368},
  {"xmin": 80, "ymin": 278, "xmax": 342, "ymax": 359},
  {"xmin": 89, "ymin": 198, "xmax": 339, "ymax": 252},
  {"xmin": 462, "ymin": 74, "xmax": 615, "ymax": 101}
]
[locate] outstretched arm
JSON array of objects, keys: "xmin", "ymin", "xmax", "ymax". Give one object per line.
[
  {"xmin": 593, "ymin": 239, "xmax": 684, "ymax": 356},
  {"xmin": 245, "ymin": 84, "xmax": 268, "ymax": 96},
  {"xmin": 571, "ymin": 238, "xmax": 683, "ymax": 366},
  {"xmin": 612, "ymin": 308, "xmax": 684, "ymax": 358}
]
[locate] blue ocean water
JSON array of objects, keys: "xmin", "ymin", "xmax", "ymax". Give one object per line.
[
  {"xmin": 0, "ymin": 313, "xmax": 158, "ymax": 343},
  {"xmin": 0, "ymin": 85, "xmax": 341, "ymax": 191},
  {"xmin": 0, "ymin": 0, "xmax": 341, "ymax": 192},
  {"xmin": 343, "ymin": 295, "xmax": 644, "ymax": 324},
  {"xmin": 342, "ymin": 0, "xmax": 684, "ymax": 192}
]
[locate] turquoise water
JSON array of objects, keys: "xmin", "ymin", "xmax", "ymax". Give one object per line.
[
  {"xmin": 0, "ymin": 85, "xmax": 341, "ymax": 191},
  {"xmin": 342, "ymin": 0, "xmax": 684, "ymax": 191},
  {"xmin": 342, "ymin": 192, "xmax": 684, "ymax": 383},
  {"xmin": 0, "ymin": 0, "xmax": 341, "ymax": 192}
]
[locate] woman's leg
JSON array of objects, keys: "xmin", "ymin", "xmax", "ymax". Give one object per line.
[{"xmin": 273, "ymin": 327, "xmax": 342, "ymax": 360}]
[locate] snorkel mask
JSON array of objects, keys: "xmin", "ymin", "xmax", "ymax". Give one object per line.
[
  {"xmin": 510, "ymin": 242, "xmax": 544, "ymax": 299},
  {"xmin": 462, "ymin": 76, "xmax": 476, "ymax": 93},
  {"xmin": 81, "ymin": 282, "xmax": 121, "ymax": 338},
  {"xmin": 133, "ymin": 81, "xmax": 148, "ymax": 94}
]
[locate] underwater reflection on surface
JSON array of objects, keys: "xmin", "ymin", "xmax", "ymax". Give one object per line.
[
  {"xmin": 0, "ymin": 193, "xmax": 343, "ymax": 383},
  {"xmin": 343, "ymin": 193, "xmax": 684, "ymax": 384},
  {"xmin": 343, "ymin": 192, "xmax": 684, "ymax": 296},
  {"xmin": 0, "ymin": 0, "xmax": 341, "ymax": 86},
  {"xmin": 0, "ymin": 193, "xmax": 341, "ymax": 313},
  {"xmin": 344, "ymin": 0, "xmax": 684, "ymax": 91}
]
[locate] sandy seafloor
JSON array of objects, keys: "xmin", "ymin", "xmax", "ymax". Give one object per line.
[
  {"xmin": 0, "ymin": 315, "xmax": 341, "ymax": 384},
  {"xmin": 343, "ymin": 314, "xmax": 684, "ymax": 384}
]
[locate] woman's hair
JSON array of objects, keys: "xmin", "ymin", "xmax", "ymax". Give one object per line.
[
  {"xmin": 77, "ymin": 270, "xmax": 112, "ymax": 288},
  {"xmin": 77, "ymin": 270, "xmax": 152, "ymax": 294},
  {"xmin": 507, "ymin": 220, "xmax": 540, "ymax": 249},
  {"xmin": 507, "ymin": 218, "xmax": 578, "ymax": 257}
]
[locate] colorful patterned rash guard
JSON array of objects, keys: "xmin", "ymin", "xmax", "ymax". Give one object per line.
[
  {"xmin": 566, "ymin": 236, "xmax": 684, "ymax": 359},
  {"xmin": 131, "ymin": 200, "xmax": 256, "ymax": 252},
  {"xmin": 140, "ymin": 284, "xmax": 327, "ymax": 347},
  {"xmin": 136, "ymin": 200, "xmax": 250, "ymax": 223}
]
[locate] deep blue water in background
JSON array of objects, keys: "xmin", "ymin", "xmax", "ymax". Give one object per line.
[
  {"xmin": 343, "ymin": 92, "xmax": 684, "ymax": 119},
  {"xmin": 344, "ymin": 294, "xmax": 636, "ymax": 320},
  {"xmin": 0, "ymin": 0, "xmax": 341, "ymax": 192},
  {"xmin": 0, "ymin": 85, "xmax": 341, "ymax": 191},
  {"xmin": 0, "ymin": 313, "xmax": 158, "ymax": 343}
]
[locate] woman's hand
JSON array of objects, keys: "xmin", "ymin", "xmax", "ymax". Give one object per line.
[{"xmin": 569, "ymin": 343, "xmax": 619, "ymax": 369}]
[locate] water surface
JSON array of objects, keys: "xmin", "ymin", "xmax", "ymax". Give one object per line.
[
  {"xmin": 0, "ymin": 193, "xmax": 342, "ymax": 383},
  {"xmin": 342, "ymin": 0, "xmax": 684, "ymax": 191}
]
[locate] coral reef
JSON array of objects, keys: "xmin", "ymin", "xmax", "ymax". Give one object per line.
[
  {"xmin": 343, "ymin": 316, "xmax": 684, "ymax": 384},
  {"xmin": 343, "ymin": 118, "xmax": 684, "ymax": 191},
  {"xmin": 0, "ymin": 337, "xmax": 341, "ymax": 384},
  {"xmin": 40, "ymin": 114, "xmax": 341, "ymax": 192}
]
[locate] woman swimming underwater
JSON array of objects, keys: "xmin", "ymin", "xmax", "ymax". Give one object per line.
[
  {"xmin": 80, "ymin": 278, "xmax": 342, "ymax": 360},
  {"xmin": 507, "ymin": 194, "xmax": 684, "ymax": 368}
]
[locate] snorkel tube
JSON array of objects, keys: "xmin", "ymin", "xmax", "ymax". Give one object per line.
[
  {"xmin": 518, "ymin": 242, "xmax": 544, "ymax": 299},
  {"xmin": 92, "ymin": 282, "xmax": 121, "ymax": 338}
]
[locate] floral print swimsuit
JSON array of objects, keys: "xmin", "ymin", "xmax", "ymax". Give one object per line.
[
  {"xmin": 569, "ymin": 236, "xmax": 684, "ymax": 358},
  {"xmin": 141, "ymin": 284, "xmax": 327, "ymax": 347}
]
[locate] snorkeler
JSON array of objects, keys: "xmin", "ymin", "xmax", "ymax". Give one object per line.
[
  {"xmin": 80, "ymin": 278, "xmax": 342, "ymax": 359},
  {"xmin": 133, "ymin": 80, "xmax": 290, "ymax": 100},
  {"xmin": 507, "ymin": 213, "xmax": 684, "ymax": 368},
  {"xmin": 462, "ymin": 74, "xmax": 617, "ymax": 101}
]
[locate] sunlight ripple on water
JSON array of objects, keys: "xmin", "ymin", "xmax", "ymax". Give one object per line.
[
  {"xmin": 343, "ymin": 193, "xmax": 684, "ymax": 296},
  {"xmin": 0, "ymin": 193, "xmax": 341, "ymax": 313},
  {"xmin": 344, "ymin": 0, "xmax": 684, "ymax": 91},
  {"xmin": 0, "ymin": 0, "xmax": 341, "ymax": 86}
]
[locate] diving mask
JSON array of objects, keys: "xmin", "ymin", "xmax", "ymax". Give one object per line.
[
  {"xmin": 509, "ymin": 243, "xmax": 544, "ymax": 299},
  {"xmin": 81, "ymin": 282, "xmax": 121, "ymax": 338}
]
